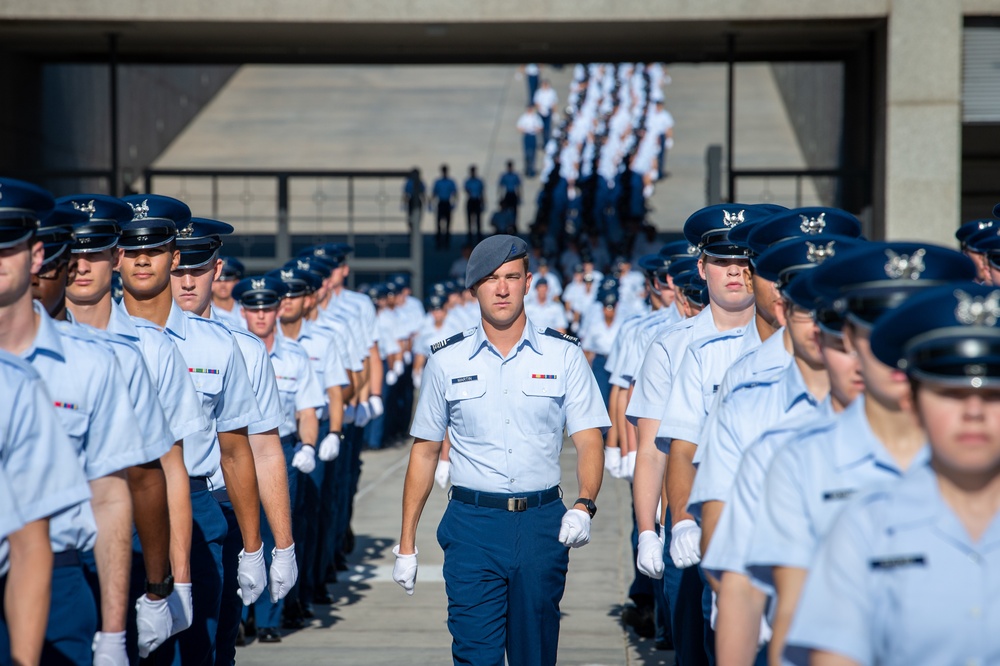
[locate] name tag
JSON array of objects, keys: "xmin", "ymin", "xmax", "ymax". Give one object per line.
[
  {"xmin": 822, "ymin": 488, "xmax": 856, "ymax": 501},
  {"xmin": 869, "ymin": 555, "xmax": 926, "ymax": 570},
  {"xmin": 452, "ymin": 375, "xmax": 478, "ymax": 384}
]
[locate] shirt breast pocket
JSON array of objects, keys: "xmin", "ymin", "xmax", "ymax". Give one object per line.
[
  {"xmin": 445, "ymin": 379, "xmax": 488, "ymax": 438},
  {"xmin": 56, "ymin": 408, "xmax": 89, "ymax": 455},
  {"xmin": 276, "ymin": 376, "xmax": 298, "ymax": 396},
  {"xmin": 189, "ymin": 372, "xmax": 224, "ymax": 408},
  {"xmin": 520, "ymin": 378, "xmax": 566, "ymax": 435}
]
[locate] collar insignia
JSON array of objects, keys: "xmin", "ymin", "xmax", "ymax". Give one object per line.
[
  {"xmin": 806, "ymin": 241, "xmax": 836, "ymax": 264},
  {"xmin": 71, "ymin": 199, "xmax": 96, "ymax": 217},
  {"xmin": 884, "ymin": 248, "xmax": 926, "ymax": 280},
  {"xmin": 177, "ymin": 222, "xmax": 195, "ymax": 239},
  {"xmin": 251, "ymin": 278, "xmax": 267, "ymax": 291},
  {"xmin": 799, "ymin": 212, "xmax": 826, "ymax": 234},
  {"xmin": 129, "ymin": 199, "xmax": 149, "ymax": 220},
  {"xmin": 722, "ymin": 209, "xmax": 745, "ymax": 228},
  {"xmin": 955, "ymin": 289, "xmax": 1000, "ymax": 326}
]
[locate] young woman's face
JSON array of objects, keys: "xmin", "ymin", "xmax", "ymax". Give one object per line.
[{"xmin": 918, "ymin": 383, "xmax": 1000, "ymax": 477}]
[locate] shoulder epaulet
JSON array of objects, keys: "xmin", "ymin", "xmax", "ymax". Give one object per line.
[
  {"xmin": 431, "ymin": 329, "xmax": 470, "ymax": 354},
  {"xmin": 542, "ymin": 327, "xmax": 580, "ymax": 346}
]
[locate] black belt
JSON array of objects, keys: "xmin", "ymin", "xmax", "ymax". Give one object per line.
[
  {"xmin": 53, "ymin": 549, "xmax": 81, "ymax": 568},
  {"xmin": 449, "ymin": 486, "xmax": 562, "ymax": 512},
  {"xmin": 189, "ymin": 476, "xmax": 209, "ymax": 493}
]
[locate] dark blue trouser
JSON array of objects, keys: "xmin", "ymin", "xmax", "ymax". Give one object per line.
[
  {"xmin": 437, "ymin": 493, "xmax": 569, "ymax": 666},
  {"xmin": 523, "ymin": 135, "xmax": 538, "ymax": 176},
  {"xmin": 253, "ymin": 438, "xmax": 299, "ymax": 629},
  {"xmin": 214, "ymin": 498, "xmax": 242, "ymax": 666},
  {"xmin": 592, "ymin": 354, "xmax": 611, "ymax": 408},
  {"xmin": 300, "ymin": 420, "xmax": 330, "ymax": 603},
  {"xmin": 662, "ymin": 508, "xmax": 710, "ymax": 666}
]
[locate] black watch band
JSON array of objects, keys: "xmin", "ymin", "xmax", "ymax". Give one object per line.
[
  {"xmin": 145, "ymin": 574, "xmax": 174, "ymax": 597},
  {"xmin": 574, "ymin": 497, "xmax": 597, "ymax": 518}
]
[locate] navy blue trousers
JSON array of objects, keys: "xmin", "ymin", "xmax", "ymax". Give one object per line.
[
  {"xmin": 437, "ymin": 496, "xmax": 569, "ymax": 666},
  {"xmin": 299, "ymin": 420, "xmax": 330, "ymax": 603},
  {"xmin": 214, "ymin": 498, "xmax": 242, "ymax": 666},
  {"xmin": 253, "ymin": 439, "xmax": 299, "ymax": 629},
  {"xmin": 662, "ymin": 508, "xmax": 711, "ymax": 666}
]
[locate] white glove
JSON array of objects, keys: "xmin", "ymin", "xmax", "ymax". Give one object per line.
[
  {"xmin": 665, "ymin": 137, "xmax": 675, "ymax": 150},
  {"xmin": 291, "ymin": 444, "xmax": 316, "ymax": 474},
  {"xmin": 434, "ymin": 459, "xmax": 451, "ymax": 489},
  {"xmin": 624, "ymin": 451, "xmax": 637, "ymax": 481},
  {"xmin": 166, "ymin": 583, "xmax": 193, "ymax": 637},
  {"xmin": 618, "ymin": 454, "xmax": 630, "ymax": 480},
  {"xmin": 604, "ymin": 446, "xmax": 622, "ymax": 476},
  {"xmin": 658, "ymin": 523, "xmax": 667, "ymax": 546},
  {"xmin": 269, "ymin": 544, "xmax": 298, "ymax": 602},
  {"xmin": 710, "ymin": 590, "xmax": 719, "ymax": 630},
  {"xmin": 669, "ymin": 519, "xmax": 702, "ymax": 568},
  {"xmin": 343, "ymin": 403, "xmax": 356, "ymax": 424},
  {"xmin": 236, "ymin": 546, "xmax": 267, "ymax": 605},
  {"xmin": 355, "ymin": 402, "xmax": 372, "ymax": 427},
  {"xmin": 318, "ymin": 432, "xmax": 341, "ymax": 461},
  {"xmin": 412, "ymin": 370, "xmax": 422, "ymax": 390},
  {"xmin": 385, "ymin": 369, "xmax": 399, "ymax": 386},
  {"xmin": 403, "ymin": 351, "xmax": 412, "ymax": 365},
  {"xmin": 558, "ymin": 508, "xmax": 592, "ymax": 548},
  {"xmin": 759, "ymin": 613, "xmax": 773, "ymax": 646},
  {"xmin": 393, "ymin": 359, "xmax": 405, "ymax": 375},
  {"xmin": 391, "ymin": 544, "xmax": 418, "ymax": 595},
  {"xmin": 368, "ymin": 395, "xmax": 384, "ymax": 418},
  {"xmin": 92, "ymin": 630, "xmax": 127, "ymax": 666},
  {"xmin": 135, "ymin": 595, "xmax": 172, "ymax": 658},
  {"xmin": 636, "ymin": 530, "xmax": 664, "ymax": 579}
]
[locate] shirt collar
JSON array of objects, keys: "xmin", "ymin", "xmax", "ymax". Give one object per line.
[
  {"xmin": 270, "ymin": 332, "xmax": 288, "ymax": 359},
  {"xmin": 780, "ymin": 361, "xmax": 820, "ymax": 413},
  {"xmin": 831, "ymin": 394, "xmax": 930, "ymax": 474},
  {"xmin": 468, "ymin": 321, "xmax": 541, "ymax": 360},
  {"xmin": 26, "ymin": 300, "xmax": 65, "ymax": 361},
  {"xmin": 109, "ymin": 301, "xmax": 140, "ymax": 340},
  {"xmin": 164, "ymin": 301, "xmax": 190, "ymax": 341}
]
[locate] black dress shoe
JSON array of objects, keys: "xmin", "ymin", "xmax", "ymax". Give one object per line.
[
  {"xmin": 343, "ymin": 526, "xmax": 355, "ymax": 554},
  {"xmin": 244, "ymin": 615, "xmax": 257, "ymax": 638},
  {"xmin": 282, "ymin": 614, "xmax": 306, "ymax": 630},
  {"xmin": 312, "ymin": 589, "xmax": 333, "ymax": 605},
  {"xmin": 301, "ymin": 603, "xmax": 315, "ymax": 619},
  {"xmin": 235, "ymin": 622, "xmax": 246, "ymax": 647},
  {"xmin": 257, "ymin": 627, "xmax": 282, "ymax": 643}
]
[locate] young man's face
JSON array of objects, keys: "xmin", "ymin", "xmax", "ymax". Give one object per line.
[
  {"xmin": 0, "ymin": 240, "xmax": 42, "ymax": 308},
  {"xmin": 118, "ymin": 246, "xmax": 179, "ymax": 299},
  {"xmin": 31, "ymin": 259, "xmax": 70, "ymax": 314},
  {"xmin": 471, "ymin": 259, "xmax": 531, "ymax": 329},
  {"xmin": 785, "ymin": 299, "xmax": 823, "ymax": 368},
  {"xmin": 918, "ymin": 383, "xmax": 1000, "ymax": 478},
  {"xmin": 243, "ymin": 305, "xmax": 279, "ymax": 339},
  {"xmin": 279, "ymin": 294, "xmax": 306, "ymax": 324},
  {"xmin": 212, "ymin": 279, "xmax": 235, "ymax": 301},
  {"xmin": 844, "ymin": 320, "xmax": 912, "ymax": 409},
  {"xmin": 67, "ymin": 249, "xmax": 116, "ymax": 306},
  {"xmin": 171, "ymin": 259, "xmax": 221, "ymax": 315},
  {"xmin": 818, "ymin": 329, "xmax": 864, "ymax": 408}
]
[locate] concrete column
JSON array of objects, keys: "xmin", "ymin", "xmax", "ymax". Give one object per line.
[{"xmin": 883, "ymin": 0, "xmax": 962, "ymax": 244}]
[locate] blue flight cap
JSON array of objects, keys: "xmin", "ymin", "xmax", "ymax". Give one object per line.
[
  {"xmin": 682, "ymin": 203, "xmax": 775, "ymax": 258},
  {"xmin": 726, "ymin": 204, "xmax": 788, "ymax": 248},
  {"xmin": 745, "ymin": 207, "xmax": 863, "ymax": 258},
  {"xmin": 638, "ymin": 254, "xmax": 671, "ymax": 275},
  {"xmin": 430, "ymin": 282, "xmax": 448, "ymax": 297},
  {"xmin": 809, "ymin": 241, "xmax": 977, "ymax": 329},
  {"xmin": 534, "ymin": 276, "xmax": 548, "ymax": 288},
  {"xmin": 465, "ymin": 234, "xmax": 528, "ymax": 286},
  {"xmin": 232, "ymin": 275, "xmax": 288, "ymax": 310},
  {"xmin": 287, "ymin": 255, "xmax": 335, "ymax": 280},
  {"xmin": 427, "ymin": 293, "xmax": 446, "ymax": 311},
  {"xmin": 754, "ymin": 236, "xmax": 864, "ymax": 289},
  {"xmin": 973, "ymin": 235, "xmax": 1000, "ymax": 269},
  {"xmin": 175, "ymin": 218, "xmax": 235, "ymax": 269},
  {"xmin": 37, "ymin": 205, "xmax": 87, "ymax": 270},
  {"xmin": 598, "ymin": 288, "xmax": 619, "ymax": 307},
  {"xmin": 872, "ymin": 282, "xmax": 1000, "ymax": 387},
  {"xmin": 267, "ymin": 267, "xmax": 316, "ymax": 297},
  {"xmin": 674, "ymin": 270, "xmax": 709, "ymax": 307},
  {"xmin": 659, "ymin": 239, "xmax": 700, "ymax": 261},
  {"xmin": 218, "ymin": 256, "xmax": 245, "ymax": 282},
  {"xmin": 994, "ymin": 203, "xmax": 1000, "ymax": 219},
  {"xmin": 119, "ymin": 195, "xmax": 190, "ymax": 250},
  {"xmin": 392, "ymin": 274, "xmax": 410, "ymax": 290},
  {"xmin": 0, "ymin": 178, "xmax": 54, "ymax": 249},
  {"xmin": 58, "ymin": 194, "xmax": 132, "ymax": 253},
  {"xmin": 956, "ymin": 218, "xmax": 996, "ymax": 249},
  {"xmin": 297, "ymin": 245, "xmax": 344, "ymax": 267},
  {"xmin": 667, "ymin": 256, "xmax": 699, "ymax": 279},
  {"xmin": 964, "ymin": 226, "xmax": 1000, "ymax": 254}
]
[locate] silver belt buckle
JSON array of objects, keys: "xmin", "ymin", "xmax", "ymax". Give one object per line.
[{"xmin": 507, "ymin": 497, "xmax": 527, "ymax": 512}]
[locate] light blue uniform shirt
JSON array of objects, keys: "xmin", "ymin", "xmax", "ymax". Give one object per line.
[
  {"xmin": 269, "ymin": 335, "xmax": 326, "ymax": 439},
  {"xmin": 320, "ymin": 295, "xmax": 371, "ymax": 363},
  {"xmin": 621, "ymin": 306, "xmax": 683, "ymax": 383},
  {"xmin": 701, "ymin": 409, "xmax": 833, "ymax": 580},
  {"xmin": 524, "ymin": 299, "xmax": 570, "ymax": 333},
  {"xmin": 212, "ymin": 301, "xmax": 244, "ymax": 330},
  {"xmin": 109, "ymin": 302, "xmax": 207, "ymax": 443},
  {"xmin": 688, "ymin": 361, "xmax": 825, "ymax": 517},
  {"xmin": 0, "ymin": 351, "xmax": 91, "ymax": 574},
  {"xmin": 785, "ymin": 462, "xmax": 1000, "ymax": 666},
  {"xmin": 626, "ymin": 307, "xmax": 718, "ymax": 426},
  {"xmin": 410, "ymin": 324, "xmax": 610, "ymax": 494},
  {"xmin": 332, "ymin": 288, "xmax": 378, "ymax": 349},
  {"xmin": 23, "ymin": 306, "xmax": 145, "ymax": 552},
  {"xmin": 211, "ymin": 311, "xmax": 284, "ymax": 436},
  {"xmin": 414, "ymin": 318, "xmax": 459, "ymax": 359},
  {"xmin": 581, "ymin": 310, "xmax": 624, "ymax": 357},
  {"xmin": 694, "ymin": 328, "xmax": 792, "ymax": 465},
  {"xmin": 290, "ymin": 322, "xmax": 349, "ymax": 422},
  {"xmin": 603, "ymin": 312, "xmax": 646, "ymax": 385},
  {"xmin": 135, "ymin": 302, "xmax": 261, "ymax": 486},
  {"xmin": 746, "ymin": 395, "xmax": 930, "ymax": 594},
  {"xmin": 305, "ymin": 317, "xmax": 363, "ymax": 373}
]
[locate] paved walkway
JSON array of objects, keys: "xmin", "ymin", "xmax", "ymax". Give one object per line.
[{"xmin": 233, "ymin": 442, "xmax": 673, "ymax": 665}]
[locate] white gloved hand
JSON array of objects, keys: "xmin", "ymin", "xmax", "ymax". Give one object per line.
[
  {"xmin": 135, "ymin": 595, "xmax": 172, "ymax": 658},
  {"xmin": 354, "ymin": 402, "xmax": 372, "ymax": 427},
  {"xmin": 665, "ymin": 137, "xmax": 675, "ymax": 150},
  {"xmin": 291, "ymin": 444, "xmax": 316, "ymax": 474},
  {"xmin": 618, "ymin": 454, "xmax": 630, "ymax": 480},
  {"xmin": 710, "ymin": 590, "xmax": 719, "ymax": 630},
  {"xmin": 434, "ymin": 460, "xmax": 451, "ymax": 489},
  {"xmin": 759, "ymin": 613, "xmax": 773, "ymax": 646},
  {"xmin": 318, "ymin": 432, "xmax": 341, "ymax": 461},
  {"xmin": 624, "ymin": 451, "xmax": 637, "ymax": 481},
  {"xmin": 92, "ymin": 630, "xmax": 127, "ymax": 666},
  {"xmin": 558, "ymin": 508, "xmax": 592, "ymax": 548},
  {"xmin": 658, "ymin": 523, "xmax": 667, "ymax": 546},
  {"xmin": 412, "ymin": 370, "xmax": 422, "ymax": 390},
  {"xmin": 391, "ymin": 544, "xmax": 418, "ymax": 595},
  {"xmin": 343, "ymin": 403, "xmax": 356, "ymax": 424},
  {"xmin": 236, "ymin": 546, "xmax": 267, "ymax": 605},
  {"xmin": 669, "ymin": 519, "xmax": 702, "ymax": 568},
  {"xmin": 393, "ymin": 359, "xmax": 405, "ymax": 376},
  {"xmin": 604, "ymin": 446, "xmax": 622, "ymax": 476},
  {"xmin": 636, "ymin": 530, "xmax": 665, "ymax": 579},
  {"xmin": 403, "ymin": 351, "xmax": 412, "ymax": 365},
  {"xmin": 269, "ymin": 544, "xmax": 298, "ymax": 602},
  {"xmin": 166, "ymin": 583, "xmax": 193, "ymax": 637},
  {"xmin": 368, "ymin": 395, "xmax": 384, "ymax": 418},
  {"xmin": 385, "ymin": 369, "xmax": 399, "ymax": 386}
]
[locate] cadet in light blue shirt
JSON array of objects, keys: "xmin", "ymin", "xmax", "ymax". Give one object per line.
[{"xmin": 786, "ymin": 282, "xmax": 1000, "ymax": 666}]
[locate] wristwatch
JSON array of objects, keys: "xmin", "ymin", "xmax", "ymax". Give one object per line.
[
  {"xmin": 146, "ymin": 574, "xmax": 174, "ymax": 597},
  {"xmin": 574, "ymin": 497, "xmax": 597, "ymax": 518}
]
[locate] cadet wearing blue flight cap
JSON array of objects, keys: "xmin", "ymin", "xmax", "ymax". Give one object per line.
[
  {"xmin": 956, "ymin": 218, "xmax": 996, "ymax": 283},
  {"xmin": 744, "ymin": 241, "xmax": 977, "ymax": 661},
  {"xmin": 744, "ymin": 206, "xmax": 862, "ymax": 257},
  {"xmin": 395, "ymin": 234, "xmax": 610, "ymax": 666},
  {"xmin": 962, "ymin": 224, "xmax": 1000, "ymax": 285},
  {"xmin": 119, "ymin": 194, "xmax": 267, "ymax": 664},
  {"xmin": 213, "ymin": 256, "xmax": 247, "ymax": 328},
  {"xmin": 787, "ymin": 282, "xmax": 1000, "ymax": 666}
]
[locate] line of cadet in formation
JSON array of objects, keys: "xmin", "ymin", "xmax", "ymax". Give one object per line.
[{"xmin": 0, "ymin": 176, "xmax": 425, "ymax": 665}]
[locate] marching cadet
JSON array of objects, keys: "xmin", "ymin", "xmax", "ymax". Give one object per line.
[
  {"xmin": 233, "ymin": 275, "xmax": 325, "ymax": 643},
  {"xmin": 60, "ymin": 193, "xmax": 211, "ymax": 659},
  {"xmin": 211, "ymin": 256, "xmax": 246, "ymax": 328},
  {"xmin": 0, "ymin": 179, "xmax": 156, "ymax": 665},
  {"xmin": 117, "ymin": 194, "xmax": 266, "ymax": 664},
  {"xmin": 394, "ymin": 235, "xmax": 610, "ymax": 666},
  {"xmin": 786, "ymin": 282, "xmax": 1000, "ymax": 666},
  {"xmin": 744, "ymin": 242, "xmax": 977, "ymax": 662}
]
